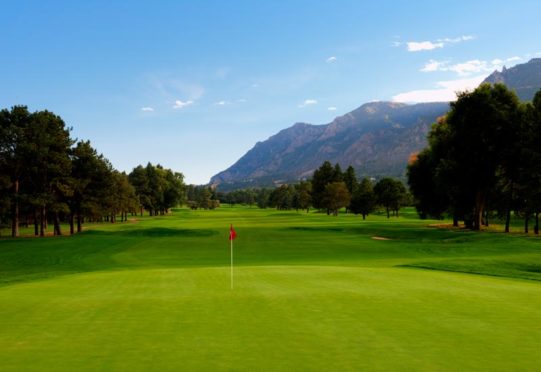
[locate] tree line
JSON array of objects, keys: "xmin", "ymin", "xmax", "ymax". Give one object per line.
[
  {"xmin": 219, "ymin": 161, "xmax": 410, "ymax": 218},
  {"xmin": 0, "ymin": 106, "xmax": 186, "ymax": 237},
  {"xmin": 408, "ymin": 84, "xmax": 541, "ymax": 232},
  {"xmin": 185, "ymin": 185, "xmax": 220, "ymax": 210}
]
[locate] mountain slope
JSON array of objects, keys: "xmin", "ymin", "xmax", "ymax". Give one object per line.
[
  {"xmin": 483, "ymin": 58, "xmax": 541, "ymax": 101},
  {"xmin": 211, "ymin": 58, "xmax": 541, "ymax": 189},
  {"xmin": 211, "ymin": 102, "xmax": 449, "ymax": 188}
]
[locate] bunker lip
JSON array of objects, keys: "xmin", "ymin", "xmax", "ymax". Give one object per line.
[{"xmin": 372, "ymin": 236, "xmax": 391, "ymax": 240}]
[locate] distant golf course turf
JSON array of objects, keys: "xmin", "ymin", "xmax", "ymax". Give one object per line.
[{"xmin": 1, "ymin": 207, "xmax": 541, "ymax": 371}]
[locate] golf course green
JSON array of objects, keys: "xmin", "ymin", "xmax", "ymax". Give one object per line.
[{"xmin": 1, "ymin": 207, "xmax": 541, "ymax": 371}]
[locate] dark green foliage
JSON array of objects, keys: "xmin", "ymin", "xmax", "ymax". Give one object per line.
[
  {"xmin": 374, "ymin": 178, "xmax": 407, "ymax": 218},
  {"xmin": 311, "ymin": 161, "xmax": 335, "ymax": 210},
  {"xmin": 186, "ymin": 185, "xmax": 219, "ymax": 210},
  {"xmin": 408, "ymin": 85, "xmax": 541, "ymax": 232},
  {"xmin": 350, "ymin": 178, "xmax": 376, "ymax": 219},
  {"xmin": 0, "ymin": 105, "xmax": 185, "ymax": 237},
  {"xmin": 294, "ymin": 181, "xmax": 312, "ymax": 212},
  {"xmin": 343, "ymin": 166, "xmax": 358, "ymax": 195},
  {"xmin": 323, "ymin": 181, "xmax": 351, "ymax": 216},
  {"xmin": 129, "ymin": 163, "xmax": 186, "ymax": 215}
]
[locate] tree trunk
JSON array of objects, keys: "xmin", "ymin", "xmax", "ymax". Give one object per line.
[
  {"xmin": 505, "ymin": 209, "xmax": 511, "ymax": 233},
  {"xmin": 362, "ymin": 214, "xmax": 366, "ymax": 220},
  {"xmin": 473, "ymin": 191, "xmax": 485, "ymax": 230},
  {"xmin": 535, "ymin": 212, "xmax": 539, "ymax": 235},
  {"xmin": 386, "ymin": 208, "xmax": 390, "ymax": 219},
  {"xmin": 525, "ymin": 214, "xmax": 529, "ymax": 234},
  {"xmin": 77, "ymin": 212, "xmax": 82, "ymax": 233},
  {"xmin": 34, "ymin": 209, "xmax": 39, "ymax": 236},
  {"xmin": 11, "ymin": 180, "xmax": 19, "ymax": 238},
  {"xmin": 69, "ymin": 213, "xmax": 74, "ymax": 235},
  {"xmin": 53, "ymin": 212, "xmax": 61, "ymax": 236},
  {"xmin": 40, "ymin": 206, "xmax": 45, "ymax": 237},
  {"xmin": 453, "ymin": 215, "xmax": 458, "ymax": 227}
]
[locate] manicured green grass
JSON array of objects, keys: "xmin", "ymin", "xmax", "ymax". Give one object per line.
[{"xmin": 1, "ymin": 207, "xmax": 541, "ymax": 370}]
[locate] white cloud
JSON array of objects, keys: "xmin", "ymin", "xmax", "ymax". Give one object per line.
[
  {"xmin": 173, "ymin": 100, "xmax": 193, "ymax": 109},
  {"xmin": 405, "ymin": 35, "xmax": 474, "ymax": 52},
  {"xmin": 392, "ymin": 75, "xmax": 487, "ymax": 103},
  {"xmin": 215, "ymin": 100, "xmax": 229, "ymax": 106},
  {"xmin": 448, "ymin": 60, "xmax": 492, "ymax": 76},
  {"xmin": 391, "ymin": 41, "xmax": 402, "ymax": 47},
  {"xmin": 437, "ymin": 35, "xmax": 475, "ymax": 43},
  {"xmin": 298, "ymin": 99, "xmax": 318, "ymax": 108},
  {"xmin": 421, "ymin": 59, "xmax": 448, "ymax": 72},
  {"xmin": 141, "ymin": 107, "xmax": 154, "ymax": 112},
  {"xmin": 421, "ymin": 56, "xmax": 524, "ymax": 76},
  {"xmin": 326, "ymin": 56, "xmax": 337, "ymax": 63},
  {"xmin": 328, "ymin": 106, "xmax": 337, "ymax": 111},
  {"xmin": 407, "ymin": 41, "xmax": 444, "ymax": 52}
]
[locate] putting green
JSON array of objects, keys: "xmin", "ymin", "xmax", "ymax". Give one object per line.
[{"xmin": 1, "ymin": 207, "xmax": 541, "ymax": 370}]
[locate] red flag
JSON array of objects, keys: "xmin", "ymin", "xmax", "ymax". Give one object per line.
[{"xmin": 229, "ymin": 224, "xmax": 237, "ymax": 241}]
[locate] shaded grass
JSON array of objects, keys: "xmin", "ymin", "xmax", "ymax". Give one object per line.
[{"xmin": 404, "ymin": 255, "xmax": 541, "ymax": 282}]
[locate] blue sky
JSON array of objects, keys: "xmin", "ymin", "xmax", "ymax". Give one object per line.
[{"xmin": 1, "ymin": 0, "xmax": 540, "ymax": 184}]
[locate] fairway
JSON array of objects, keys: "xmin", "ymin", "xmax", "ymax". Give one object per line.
[{"xmin": 1, "ymin": 208, "xmax": 541, "ymax": 371}]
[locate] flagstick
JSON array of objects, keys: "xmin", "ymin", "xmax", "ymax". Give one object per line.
[{"xmin": 230, "ymin": 238, "xmax": 234, "ymax": 290}]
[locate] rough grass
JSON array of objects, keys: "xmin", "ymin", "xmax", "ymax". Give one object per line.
[{"xmin": 1, "ymin": 207, "xmax": 541, "ymax": 370}]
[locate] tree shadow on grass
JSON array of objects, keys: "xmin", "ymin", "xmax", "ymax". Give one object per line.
[
  {"xmin": 82, "ymin": 227, "xmax": 218, "ymax": 238},
  {"xmin": 288, "ymin": 226, "xmax": 345, "ymax": 233}
]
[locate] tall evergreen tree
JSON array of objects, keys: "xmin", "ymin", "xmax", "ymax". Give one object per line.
[{"xmin": 311, "ymin": 161, "xmax": 335, "ymax": 210}]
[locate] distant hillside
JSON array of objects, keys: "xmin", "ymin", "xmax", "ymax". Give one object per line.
[
  {"xmin": 211, "ymin": 102, "xmax": 449, "ymax": 189},
  {"xmin": 211, "ymin": 58, "xmax": 541, "ymax": 190},
  {"xmin": 483, "ymin": 58, "xmax": 541, "ymax": 101}
]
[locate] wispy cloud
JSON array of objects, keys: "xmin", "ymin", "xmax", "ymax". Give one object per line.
[
  {"xmin": 404, "ymin": 35, "xmax": 474, "ymax": 52},
  {"xmin": 436, "ymin": 35, "xmax": 475, "ymax": 43},
  {"xmin": 326, "ymin": 56, "xmax": 337, "ymax": 63},
  {"xmin": 298, "ymin": 99, "xmax": 318, "ymax": 108},
  {"xmin": 420, "ymin": 56, "xmax": 523, "ymax": 76},
  {"xmin": 147, "ymin": 75, "xmax": 205, "ymax": 101},
  {"xmin": 141, "ymin": 107, "xmax": 154, "ymax": 112},
  {"xmin": 420, "ymin": 59, "xmax": 449, "ymax": 72},
  {"xmin": 173, "ymin": 100, "xmax": 194, "ymax": 109},
  {"xmin": 392, "ymin": 75, "xmax": 487, "ymax": 103},
  {"xmin": 215, "ymin": 67, "xmax": 230, "ymax": 79},
  {"xmin": 328, "ymin": 106, "xmax": 337, "ymax": 111},
  {"xmin": 214, "ymin": 100, "xmax": 229, "ymax": 106}
]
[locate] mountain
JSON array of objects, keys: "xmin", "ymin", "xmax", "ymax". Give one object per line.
[
  {"xmin": 483, "ymin": 58, "xmax": 541, "ymax": 101},
  {"xmin": 211, "ymin": 59, "xmax": 541, "ymax": 190},
  {"xmin": 210, "ymin": 102, "xmax": 449, "ymax": 189}
]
